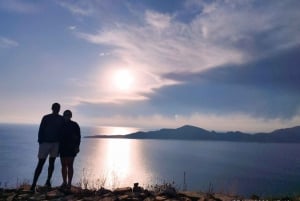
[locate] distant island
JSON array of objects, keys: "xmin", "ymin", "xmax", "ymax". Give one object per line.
[{"xmin": 85, "ymin": 125, "xmax": 300, "ymax": 143}]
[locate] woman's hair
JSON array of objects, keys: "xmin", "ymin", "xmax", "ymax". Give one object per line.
[{"xmin": 63, "ymin": 110, "xmax": 72, "ymax": 118}]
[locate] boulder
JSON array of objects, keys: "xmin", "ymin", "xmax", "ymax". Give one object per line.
[
  {"xmin": 113, "ymin": 187, "xmax": 132, "ymax": 194},
  {"xmin": 46, "ymin": 189, "xmax": 64, "ymax": 199},
  {"xmin": 133, "ymin": 183, "xmax": 144, "ymax": 193}
]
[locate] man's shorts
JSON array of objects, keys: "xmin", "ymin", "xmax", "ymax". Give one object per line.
[{"xmin": 38, "ymin": 143, "xmax": 59, "ymax": 159}]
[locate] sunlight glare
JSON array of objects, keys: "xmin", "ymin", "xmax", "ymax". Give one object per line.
[
  {"xmin": 113, "ymin": 69, "xmax": 134, "ymax": 91},
  {"xmin": 95, "ymin": 126, "xmax": 139, "ymax": 135}
]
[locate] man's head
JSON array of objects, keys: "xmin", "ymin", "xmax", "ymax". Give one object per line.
[{"xmin": 51, "ymin": 103, "xmax": 60, "ymax": 114}]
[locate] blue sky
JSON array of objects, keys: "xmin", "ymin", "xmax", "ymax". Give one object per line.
[{"xmin": 0, "ymin": 0, "xmax": 300, "ymax": 132}]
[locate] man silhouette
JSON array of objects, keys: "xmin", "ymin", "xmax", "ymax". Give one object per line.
[{"xmin": 30, "ymin": 103, "xmax": 64, "ymax": 191}]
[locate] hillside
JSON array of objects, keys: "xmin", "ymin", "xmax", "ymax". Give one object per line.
[{"xmin": 85, "ymin": 125, "xmax": 300, "ymax": 143}]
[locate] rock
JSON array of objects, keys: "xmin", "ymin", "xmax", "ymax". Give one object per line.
[
  {"xmin": 4, "ymin": 188, "xmax": 16, "ymax": 193},
  {"xmin": 158, "ymin": 187, "xmax": 177, "ymax": 198},
  {"xmin": 133, "ymin": 183, "xmax": 144, "ymax": 193},
  {"xmin": 46, "ymin": 189, "xmax": 64, "ymax": 199},
  {"xmin": 118, "ymin": 194, "xmax": 130, "ymax": 200},
  {"xmin": 213, "ymin": 193, "xmax": 242, "ymax": 201},
  {"xmin": 100, "ymin": 196, "xmax": 118, "ymax": 201},
  {"xmin": 96, "ymin": 187, "xmax": 112, "ymax": 196},
  {"xmin": 103, "ymin": 192, "xmax": 115, "ymax": 197},
  {"xmin": 17, "ymin": 193, "xmax": 32, "ymax": 200},
  {"xmin": 36, "ymin": 185, "xmax": 50, "ymax": 193},
  {"xmin": 113, "ymin": 187, "xmax": 132, "ymax": 194},
  {"xmin": 80, "ymin": 188, "xmax": 96, "ymax": 197},
  {"xmin": 6, "ymin": 193, "xmax": 16, "ymax": 201},
  {"xmin": 144, "ymin": 197, "xmax": 154, "ymax": 201},
  {"xmin": 135, "ymin": 192, "xmax": 148, "ymax": 200},
  {"xmin": 64, "ymin": 194, "xmax": 76, "ymax": 200},
  {"xmin": 19, "ymin": 184, "xmax": 32, "ymax": 191},
  {"xmin": 82, "ymin": 197, "xmax": 96, "ymax": 201},
  {"xmin": 155, "ymin": 196, "xmax": 168, "ymax": 201},
  {"xmin": 28, "ymin": 194, "xmax": 46, "ymax": 201},
  {"xmin": 179, "ymin": 197, "xmax": 192, "ymax": 201}
]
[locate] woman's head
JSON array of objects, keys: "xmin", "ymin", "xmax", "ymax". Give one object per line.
[{"xmin": 63, "ymin": 110, "xmax": 72, "ymax": 120}]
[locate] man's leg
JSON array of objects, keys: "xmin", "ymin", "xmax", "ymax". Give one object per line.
[
  {"xmin": 45, "ymin": 157, "xmax": 56, "ymax": 187},
  {"xmin": 31, "ymin": 158, "xmax": 46, "ymax": 190},
  {"xmin": 45, "ymin": 143, "xmax": 59, "ymax": 187}
]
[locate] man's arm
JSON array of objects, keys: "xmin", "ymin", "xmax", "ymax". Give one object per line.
[{"xmin": 38, "ymin": 116, "xmax": 46, "ymax": 143}]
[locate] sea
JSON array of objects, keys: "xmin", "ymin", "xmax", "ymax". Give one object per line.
[{"xmin": 1, "ymin": 123, "xmax": 300, "ymax": 197}]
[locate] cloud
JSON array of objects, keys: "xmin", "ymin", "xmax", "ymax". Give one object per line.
[
  {"xmin": 157, "ymin": 46, "xmax": 300, "ymax": 118},
  {"xmin": 0, "ymin": 0, "xmax": 39, "ymax": 13},
  {"xmin": 75, "ymin": 106, "xmax": 300, "ymax": 133},
  {"xmin": 76, "ymin": 0, "xmax": 300, "ymax": 106},
  {"xmin": 77, "ymin": 0, "xmax": 300, "ymax": 76},
  {"xmin": 0, "ymin": 36, "xmax": 19, "ymax": 48},
  {"xmin": 164, "ymin": 46, "xmax": 300, "ymax": 93},
  {"xmin": 74, "ymin": 45, "xmax": 300, "ymax": 124},
  {"xmin": 68, "ymin": 25, "xmax": 77, "ymax": 30},
  {"xmin": 71, "ymin": 0, "xmax": 300, "ymax": 129},
  {"xmin": 145, "ymin": 10, "xmax": 172, "ymax": 30},
  {"xmin": 77, "ymin": 9, "xmax": 245, "ymax": 75},
  {"xmin": 56, "ymin": 0, "xmax": 134, "ymax": 25},
  {"xmin": 56, "ymin": 1, "xmax": 93, "ymax": 16}
]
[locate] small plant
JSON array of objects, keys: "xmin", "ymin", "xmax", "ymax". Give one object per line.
[
  {"xmin": 77, "ymin": 168, "xmax": 89, "ymax": 189},
  {"xmin": 207, "ymin": 182, "xmax": 214, "ymax": 195},
  {"xmin": 95, "ymin": 177, "xmax": 107, "ymax": 190},
  {"xmin": 4, "ymin": 182, "xmax": 8, "ymax": 188},
  {"xmin": 76, "ymin": 168, "xmax": 108, "ymax": 190},
  {"xmin": 110, "ymin": 170, "xmax": 120, "ymax": 190},
  {"xmin": 16, "ymin": 178, "xmax": 30, "ymax": 188},
  {"xmin": 147, "ymin": 180, "xmax": 178, "ymax": 197}
]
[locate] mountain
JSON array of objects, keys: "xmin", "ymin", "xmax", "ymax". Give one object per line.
[
  {"xmin": 85, "ymin": 125, "xmax": 300, "ymax": 143},
  {"xmin": 126, "ymin": 125, "xmax": 213, "ymax": 140}
]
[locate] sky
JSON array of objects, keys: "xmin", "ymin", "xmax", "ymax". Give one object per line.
[{"xmin": 0, "ymin": 0, "xmax": 300, "ymax": 132}]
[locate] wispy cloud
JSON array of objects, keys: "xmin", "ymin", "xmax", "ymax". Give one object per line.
[
  {"xmin": 70, "ymin": 0, "xmax": 300, "ymax": 128},
  {"xmin": 79, "ymin": 1, "xmax": 300, "ymax": 71},
  {"xmin": 0, "ymin": 36, "xmax": 19, "ymax": 48},
  {"xmin": 0, "ymin": 0, "xmax": 39, "ymax": 13},
  {"xmin": 68, "ymin": 25, "xmax": 77, "ymax": 31},
  {"xmin": 145, "ymin": 10, "xmax": 172, "ymax": 30},
  {"xmin": 76, "ymin": 1, "xmax": 300, "ymax": 102},
  {"xmin": 57, "ymin": 1, "xmax": 93, "ymax": 16}
]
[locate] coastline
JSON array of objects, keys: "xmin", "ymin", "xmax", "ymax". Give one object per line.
[{"xmin": 0, "ymin": 183, "xmax": 294, "ymax": 201}]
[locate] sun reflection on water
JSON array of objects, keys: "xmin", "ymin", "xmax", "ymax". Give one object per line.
[
  {"xmin": 95, "ymin": 126, "xmax": 139, "ymax": 135},
  {"xmin": 105, "ymin": 139, "xmax": 131, "ymax": 187},
  {"xmin": 80, "ymin": 126, "xmax": 153, "ymax": 189}
]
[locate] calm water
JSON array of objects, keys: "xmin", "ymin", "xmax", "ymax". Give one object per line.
[{"xmin": 1, "ymin": 124, "xmax": 300, "ymax": 197}]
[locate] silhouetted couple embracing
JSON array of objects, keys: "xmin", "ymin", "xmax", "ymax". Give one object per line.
[{"xmin": 30, "ymin": 103, "xmax": 81, "ymax": 192}]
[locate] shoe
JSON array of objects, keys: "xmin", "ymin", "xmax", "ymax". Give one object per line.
[
  {"xmin": 66, "ymin": 184, "xmax": 71, "ymax": 190},
  {"xmin": 45, "ymin": 180, "xmax": 52, "ymax": 188},
  {"xmin": 60, "ymin": 182, "xmax": 67, "ymax": 190},
  {"xmin": 30, "ymin": 185, "xmax": 36, "ymax": 193}
]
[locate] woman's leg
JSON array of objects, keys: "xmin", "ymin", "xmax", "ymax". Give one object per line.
[
  {"xmin": 66, "ymin": 157, "xmax": 75, "ymax": 187},
  {"xmin": 60, "ymin": 157, "xmax": 67, "ymax": 185}
]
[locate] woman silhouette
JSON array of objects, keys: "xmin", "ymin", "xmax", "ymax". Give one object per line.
[{"xmin": 59, "ymin": 110, "xmax": 81, "ymax": 189}]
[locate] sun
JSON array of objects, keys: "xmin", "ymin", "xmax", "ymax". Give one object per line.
[{"xmin": 113, "ymin": 69, "xmax": 134, "ymax": 91}]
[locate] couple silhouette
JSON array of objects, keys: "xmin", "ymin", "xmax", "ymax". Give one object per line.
[{"xmin": 30, "ymin": 103, "xmax": 81, "ymax": 191}]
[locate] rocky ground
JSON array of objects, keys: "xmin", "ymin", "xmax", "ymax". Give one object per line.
[
  {"xmin": 0, "ymin": 183, "xmax": 294, "ymax": 201},
  {"xmin": 0, "ymin": 182, "xmax": 245, "ymax": 201}
]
